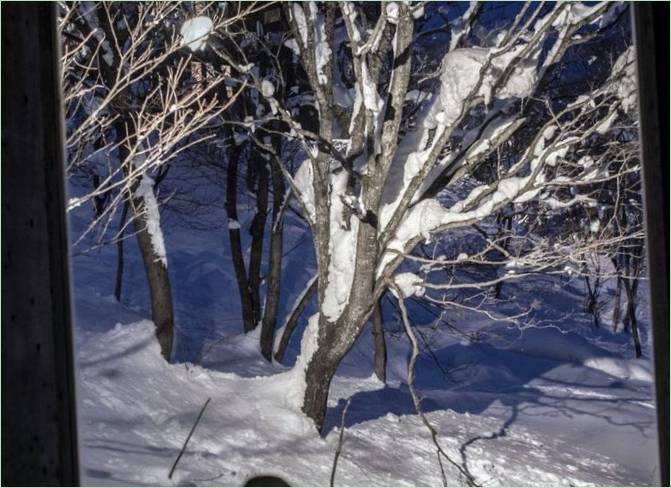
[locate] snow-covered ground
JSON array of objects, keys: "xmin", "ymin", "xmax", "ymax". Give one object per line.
[{"xmin": 69, "ymin": 173, "xmax": 658, "ymax": 486}]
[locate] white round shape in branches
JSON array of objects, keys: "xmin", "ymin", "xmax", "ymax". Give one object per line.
[
  {"xmin": 180, "ymin": 16, "xmax": 213, "ymax": 51},
  {"xmin": 261, "ymin": 79, "xmax": 275, "ymax": 98},
  {"xmin": 393, "ymin": 272, "xmax": 425, "ymax": 298},
  {"xmin": 385, "ymin": 3, "xmax": 399, "ymax": 24}
]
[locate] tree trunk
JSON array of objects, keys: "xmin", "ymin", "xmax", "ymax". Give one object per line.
[
  {"xmin": 302, "ymin": 344, "xmax": 341, "ymax": 432},
  {"xmin": 248, "ymin": 155, "xmax": 269, "ymax": 327},
  {"xmin": 115, "ymin": 120, "xmax": 174, "ymax": 361},
  {"xmin": 226, "ymin": 145, "xmax": 256, "ymax": 332},
  {"xmin": 611, "ymin": 260, "xmax": 623, "ymax": 332},
  {"xmin": 302, "ymin": 307, "xmax": 375, "ymax": 431},
  {"xmin": 274, "ymin": 276, "xmax": 317, "ymax": 363},
  {"xmin": 493, "ymin": 213, "xmax": 512, "ymax": 299},
  {"xmin": 584, "ymin": 275, "xmax": 600, "ymax": 328},
  {"xmin": 131, "ymin": 185, "xmax": 174, "ymax": 360},
  {"xmin": 372, "ymin": 297, "xmax": 387, "ymax": 383},
  {"xmin": 114, "ymin": 200, "xmax": 129, "ymax": 302},
  {"xmin": 625, "ymin": 278, "xmax": 642, "ymax": 358},
  {"xmin": 260, "ymin": 159, "xmax": 285, "ymax": 361}
]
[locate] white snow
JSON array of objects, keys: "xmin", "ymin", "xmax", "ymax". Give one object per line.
[
  {"xmin": 309, "ymin": 2, "xmax": 332, "ymax": 86},
  {"xmin": 293, "ymin": 158, "xmax": 316, "ymax": 223},
  {"xmin": 583, "ymin": 357, "xmax": 653, "ymax": 382},
  {"xmin": 425, "ymin": 44, "xmax": 540, "ymax": 128},
  {"xmin": 378, "ymin": 122, "xmax": 574, "ymax": 275},
  {"xmin": 72, "ymin": 285, "xmax": 658, "ymax": 487},
  {"xmin": 260, "ymin": 79, "xmax": 275, "ymax": 98},
  {"xmin": 68, "ymin": 164, "xmax": 658, "ymax": 487},
  {"xmin": 348, "ymin": 85, "xmax": 363, "ymax": 137},
  {"xmin": 429, "ymin": 48, "xmax": 489, "ymax": 128},
  {"xmin": 552, "ymin": 3, "xmax": 603, "ymax": 28},
  {"xmin": 291, "ymin": 4, "xmax": 308, "ymax": 46},
  {"xmin": 596, "ymin": 110, "xmax": 618, "ymax": 135},
  {"xmin": 465, "ymin": 117, "xmax": 521, "ymax": 163},
  {"xmin": 322, "ymin": 171, "xmax": 359, "ymax": 321},
  {"xmin": 385, "ymin": 2, "xmax": 399, "ymax": 24},
  {"xmin": 612, "ymin": 47, "xmax": 637, "ymax": 114},
  {"xmin": 361, "ymin": 60, "xmax": 384, "ymax": 115},
  {"xmin": 135, "ymin": 174, "xmax": 168, "ymax": 267},
  {"xmin": 180, "ymin": 16, "xmax": 213, "ymax": 51},
  {"xmin": 393, "ymin": 272, "xmax": 425, "ymax": 298},
  {"xmin": 412, "ymin": 4, "xmax": 424, "ymax": 20},
  {"xmin": 227, "ymin": 218, "xmax": 240, "ymax": 230},
  {"xmin": 283, "ymin": 38, "xmax": 300, "ymax": 57}
]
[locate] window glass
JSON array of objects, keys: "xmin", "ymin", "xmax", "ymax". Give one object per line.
[{"xmin": 61, "ymin": 2, "xmax": 659, "ymax": 485}]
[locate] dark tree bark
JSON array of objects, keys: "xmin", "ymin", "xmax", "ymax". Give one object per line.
[
  {"xmin": 372, "ymin": 297, "xmax": 387, "ymax": 383},
  {"xmin": 302, "ymin": 345, "xmax": 341, "ymax": 432},
  {"xmin": 274, "ymin": 276, "xmax": 317, "ymax": 363},
  {"xmin": 114, "ymin": 200, "xmax": 129, "ymax": 302},
  {"xmin": 493, "ymin": 214, "xmax": 512, "ymax": 299},
  {"xmin": 624, "ymin": 277, "xmax": 642, "ymax": 358},
  {"xmin": 611, "ymin": 260, "xmax": 623, "ymax": 332},
  {"xmin": 584, "ymin": 275, "xmax": 601, "ymax": 328},
  {"xmin": 92, "ymin": 173, "xmax": 110, "ymax": 218},
  {"xmin": 226, "ymin": 143, "xmax": 256, "ymax": 332},
  {"xmin": 260, "ymin": 155, "xmax": 286, "ymax": 361},
  {"xmin": 248, "ymin": 154, "xmax": 270, "ymax": 327}
]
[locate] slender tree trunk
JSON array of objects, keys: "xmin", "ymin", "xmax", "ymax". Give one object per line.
[
  {"xmin": 226, "ymin": 146, "xmax": 256, "ymax": 332},
  {"xmin": 132, "ymin": 198, "xmax": 174, "ymax": 360},
  {"xmin": 260, "ymin": 160, "xmax": 285, "ymax": 361},
  {"xmin": 611, "ymin": 257, "xmax": 623, "ymax": 332},
  {"xmin": 493, "ymin": 214, "xmax": 512, "ymax": 299},
  {"xmin": 372, "ymin": 297, "xmax": 387, "ymax": 383},
  {"xmin": 115, "ymin": 120, "xmax": 174, "ymax": 360},
  {"xmin": 625, "ymin": 278, "xmax": 642, "ymax": 358},
  {"xmin": 114, "ymin": 200, "xmax": 129, "ymax": 302},
  {"xmin": 274, "ymin": 276, "xmax": 317, "ymax": 363},
  {"xmin": 584, "ymin": 275, "xmax": 600, "ymax": 328},
  {"xmin": 248, "ymin": 155, "xmax": 269, "ymax": 327}
]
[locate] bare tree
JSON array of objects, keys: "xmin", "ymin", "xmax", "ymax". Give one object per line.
[{"xmin": 59, "ymin": 2, "xmax": 255, "ymax": 359}]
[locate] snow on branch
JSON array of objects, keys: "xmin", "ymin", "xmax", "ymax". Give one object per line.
[{"xmin": 378, "ymin": 56, "xmax": 638, "ymax": 278}]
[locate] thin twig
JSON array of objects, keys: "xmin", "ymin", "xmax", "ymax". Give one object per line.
[
  {"xmin": 330, "ymin": 397, "xmax": 352, "ymax": 487},
  {"xmin": 168, "ymin": 398, "xmax": 211, "ymax": 480},
  {"xmin": 389, "ymin": 281, "xmax": 479, "ymax": 487}
]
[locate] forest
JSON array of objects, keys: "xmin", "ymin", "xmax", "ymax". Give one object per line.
[{"xmin": 61, "ymin": 2, "xmax": 656, "ymax": 485}]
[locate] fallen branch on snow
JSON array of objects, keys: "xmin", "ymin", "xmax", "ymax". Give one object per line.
[
  {"xmin": 389, "ymin": 281, "xmax": 479, "ymax": 487},
  {"xmin": 168, "ymin": 397, "xmax": 211, "ymax": 480},
  {"xmin": 330, "ymin": 397, "xmax": 352, "ymax": 487}
]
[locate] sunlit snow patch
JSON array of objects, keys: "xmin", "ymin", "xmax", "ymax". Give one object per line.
[{"xmin": 180, "ymin": 16, "xmax": 213, "ymax": 51}]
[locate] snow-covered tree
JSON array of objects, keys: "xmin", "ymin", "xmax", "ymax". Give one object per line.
[{"xmin": 207, "ymin": 1, "xmax": 639, "ymax": 429}]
